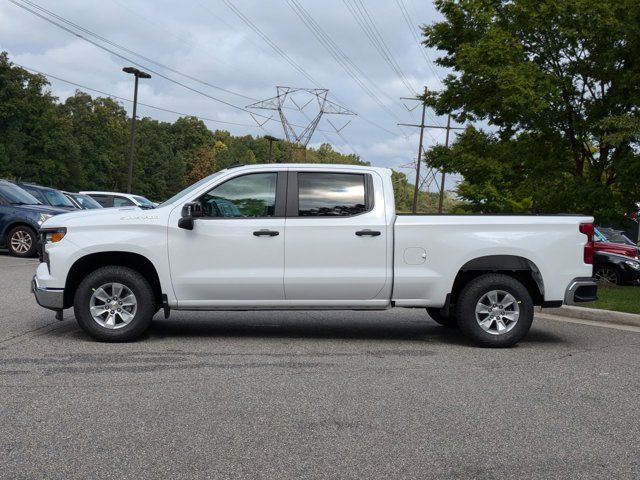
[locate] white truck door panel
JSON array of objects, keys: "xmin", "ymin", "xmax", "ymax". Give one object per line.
[
  {"xmin": 284, "ymin": 171, "xmax": 389, "ymax": 302},
  {"xmin": 168, "ymin": 171, "xmax": 286, "ymax": 305}
]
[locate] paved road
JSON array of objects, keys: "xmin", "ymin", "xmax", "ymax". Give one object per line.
[{"xmin": 1, "ymin": 253, "xmax": 639, "ymax": 479}]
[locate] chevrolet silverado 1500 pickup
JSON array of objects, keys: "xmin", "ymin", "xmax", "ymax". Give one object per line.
[{"xmin": 32, "ymin": 164, "xmax": 598, "ymax": 347}]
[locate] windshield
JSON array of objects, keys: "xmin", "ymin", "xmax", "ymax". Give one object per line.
[
  {"xmin": 70, "ymin": 193, "xmax": 102, "ymax": 209},
  {"xmin": 132, "ymin": 195, "xmax": 156, "ymax": 208},
  {"xmin": 157, "ymin": 171, "xmax": 225, "ymax": 208},
  {"xmin": 44, "ymin": 189, "xmax": 75, "ymax": 208},
  {"xmin": 0, "ymin": 183, "xmax": 42, "ymax": 205}
]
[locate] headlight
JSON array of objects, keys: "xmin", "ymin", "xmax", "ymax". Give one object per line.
[
  {"xmin": 38, "ymin": 213, "xmax": 53, "ymax": 225},
  {"xmin": 624, "ymin": 260, "xmax": 640, "ymax": 271},
  {"xmin": 41, "ymin": 227, "xmax": 67, "ymax": 244}
]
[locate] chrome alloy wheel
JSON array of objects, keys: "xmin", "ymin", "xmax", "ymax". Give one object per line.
[
  {"xmin": 10, "ymin": 230, "xmax": 32, "ymax": 254},
  {"xmin": 475, "ymin": 290, "xmax": 520, "ymax": 335},
  {"xmin": 89, "ymin": 283, "xmax": 137, "ymax": 329}
]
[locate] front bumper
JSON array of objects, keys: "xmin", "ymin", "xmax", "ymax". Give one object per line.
[
  {"xmin": 31, "ymin": 276, "xmax": 64, "ymax": 310},
  {"xmin": 564, "ymin": 277, "xmax": 598, "ymax": 305}
]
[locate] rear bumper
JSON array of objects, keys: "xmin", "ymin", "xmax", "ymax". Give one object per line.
[
  {"xmin": 564, "ymin": 277, "xmax": 598, "ymax": 305},
  {"xmin": 31, "ymin": 276, "xmax": 64, "ymax": 310}
]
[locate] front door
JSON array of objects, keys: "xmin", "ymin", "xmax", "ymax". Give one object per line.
[{"xmin": 168, "ymin": 171, "xmax": 286, "ymax": 307}]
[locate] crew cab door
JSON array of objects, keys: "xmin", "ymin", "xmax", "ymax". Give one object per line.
[
  {"xmin": 283, "ymin": 170, "xmax": 390, "ymax": 304},
  {"xmin": 168, "ymin": 171, "xmax": 286, "ymax": 307}
]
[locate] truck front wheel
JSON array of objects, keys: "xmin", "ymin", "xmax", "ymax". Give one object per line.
[
  {"xmin": 73, "ymin": 266, "xmax": 155, "ymax": 342},
  {"xmin": 456, "ymin": 274, "xmax": 534, "ymax": 348}
]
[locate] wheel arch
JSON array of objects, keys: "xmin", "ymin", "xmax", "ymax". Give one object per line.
[
  {"xmin": 449, "ymin": 255, "xmax": 545, "ymax": 307},
  {"xmin": 2, "ymin": 221, "xmax": 38, "ymax": 244},
  {"xmin": 64, "ymin": 251, "xmax": 163, "ymax": 309}
]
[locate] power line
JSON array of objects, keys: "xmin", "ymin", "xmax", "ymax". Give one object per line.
[
  {"xmin": 7, "ymin": 0, "xmax": 267, "ymax": 116},
  {"xmin": 14, "ymin": 63, "xmax": 258, "ymax": 128},
  {"xmin": 14, "ymin": 0, "xmax": 257, "ymax": 102},
  {"xmin": 219, "ymin": 0, "xmax": 321, "ymax": 88},
  {"xmin": 343, "ymin": 0, "xmax": 418, "ymax": 97},
  {"xmin": 395, "ymin": 0, "xmax": 443, "ymax": 84},
  {"xmin": 218, "ymin": 0, "xmax": 409, "ymax": 139},
  {"xmin": 286, "ymin": 0, "xmax": 405, "ymax": 125}
]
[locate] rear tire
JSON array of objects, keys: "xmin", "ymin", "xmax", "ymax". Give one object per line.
[
  {"xmin": 456, "ymin": 274, "xmax": 534, "ymax": 348},
  {"xmin": 426, "ymin": 307, "xmax": 457, "ymax": 328},
  {"xmin": 73, "ymin": 266, "xmax": 155, "ymax": 342},
  {"xmin": 7, "ymin": 225, "xmax": 37, "ymax": 257}
]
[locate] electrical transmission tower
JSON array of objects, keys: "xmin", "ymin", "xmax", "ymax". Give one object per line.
[{"xmin": 247, "ymin": 87, "xmax": 355, "ymax": 148}]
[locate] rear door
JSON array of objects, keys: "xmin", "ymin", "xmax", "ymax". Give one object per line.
[{"xmin": 283, "ymin": 170, "xmax": 389, "ymax": 303}]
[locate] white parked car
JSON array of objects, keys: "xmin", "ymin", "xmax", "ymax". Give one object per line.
[
  {"xmin": 79, "ymin": 191, "xmax": 156, "ymax": 209},
  {"xmin": 33, "ymin": 164, "xmax": 597, "ymax": 347}
]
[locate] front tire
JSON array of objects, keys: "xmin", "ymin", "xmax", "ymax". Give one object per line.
[
  {"xmin": 456, "ymin": 274, "xmax": 534, "ymax": 348},
  {"xmin": 73, "ymin": 266, "xmax": 155, "ymax": 342},
  {"xmin": 8, "ymin": 225, "xmax": 37, "ymax": 257}
]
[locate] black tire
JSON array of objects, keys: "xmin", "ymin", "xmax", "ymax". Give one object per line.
[
  {"xmin": 426, "ymin": 307, "xmax": 458, "ymax": 328},
  {"xmin": 456, "ymin": 274, "xmax": 534, "ymax": 348},
  {"xmin": 594, "ymin": 266, "xmax": 622, "ymax": 286},
  {"xmin": 7, "ymin": 225, "xmax": 38, "ymax": 258},
  {"xmin": 73, "ymin": 266, "xmax": 155, "ymax": 342}
]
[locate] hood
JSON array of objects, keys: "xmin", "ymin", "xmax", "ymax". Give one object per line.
[
  {"xmin": 594, "ymin": 241, "xmax": 639, "ymax": 258},
  {"xmin": 15, "ymin": 204, "xmax": 70, "ymax": 215},
  {"xmin": 41, "ymin": 205, "xmax": 141, "ymax": 227}
]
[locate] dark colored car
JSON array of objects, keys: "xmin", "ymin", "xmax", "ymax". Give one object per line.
[
  {"xmin": 593, "ymin": 251, "xmax": 640, "ymax": 286},
  {"xmin": 62, "ymin": 191, "xmax": 103, "ymax": 210},
  {"xmin": 0, "ymin": 180, "xmax": 68, "ymax": 257},
  {"xmin": 16, "ymin": 182, "xmax": 77, "ymax": 210},
  {"xmin": 596, "ymin": 227, "xmax": 637, "ymax": 246}
]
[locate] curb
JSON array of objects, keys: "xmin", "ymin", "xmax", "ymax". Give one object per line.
[{"xmin": 538, "ymin": 305, "xmax": 640, "ymax": 328}]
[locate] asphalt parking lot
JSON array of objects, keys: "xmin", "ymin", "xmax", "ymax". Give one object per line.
[{"xmin": 1, "ymin": 253, "xmax": 639, "ymax": 479}]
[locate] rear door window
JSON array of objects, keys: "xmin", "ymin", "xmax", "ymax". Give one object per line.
[{"xmin": 297, "ymin": 173, "xmax": 367, "ymax": 217}]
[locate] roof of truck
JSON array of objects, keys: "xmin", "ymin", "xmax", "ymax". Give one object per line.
[{"xmin": 225, "ymin": 163, "xmax": 392, "ymax": 175}]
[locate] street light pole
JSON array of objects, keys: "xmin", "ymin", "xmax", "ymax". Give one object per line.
[
  {"xmin": 264, "ymin": 135, "xmax": 281, "ymax": 163},
  {"xmin": 123, "ymin": 67, "xmax": 151, "ymax": 193}
]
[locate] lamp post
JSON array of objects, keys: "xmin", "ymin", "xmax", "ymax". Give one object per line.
[
  {"xmin": 122, "ymin": 67, "xmax": 151, "ymax": 193},
  {"xmin": 264, "ymin": 135, "xmax": 281, "ymax": 163}
]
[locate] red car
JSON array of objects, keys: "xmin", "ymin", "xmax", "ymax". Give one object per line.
[{"xmin": 594, "ymin": 229, "xmax": 639, "ymax": 259}]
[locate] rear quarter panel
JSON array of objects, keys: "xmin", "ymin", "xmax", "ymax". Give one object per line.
[{"xmin": 392, "ymin": 215, "xmax": 593, "ymax": 306}]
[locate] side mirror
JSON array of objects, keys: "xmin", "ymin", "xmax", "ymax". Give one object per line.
[{"xmin": 178, "ymin": 202, "xmax": 203, "ymax": 230}]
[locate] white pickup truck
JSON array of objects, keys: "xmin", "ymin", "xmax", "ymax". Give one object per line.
[{"xmin": 32, "ymin": 163, "xmax": 597, "ymax": 347}]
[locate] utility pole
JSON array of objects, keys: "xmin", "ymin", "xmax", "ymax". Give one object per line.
[
  {"xmin": 123, "ymin": 67, "xmax": 151, "ymax": 193},
  {"xmin": 399, "ymin": 93, "xmax": 464, "ymax": 213},
  {"xmin": 399, "ymin": 88, "xmax": 427, "ymax": 213},
  {"xmin": 437, "ymin": 114, "xmax": 452, "ymax": 214},
  {"xmin": 264, "ymin": 135, "xmax": 281, "ymax": 163}
]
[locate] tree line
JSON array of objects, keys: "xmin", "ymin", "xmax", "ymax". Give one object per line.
[{"xmin": 2, "ymin": 51, "xmax": 444, "ymax": 211}]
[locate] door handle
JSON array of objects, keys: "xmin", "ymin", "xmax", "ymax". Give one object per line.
[
  {"xmin": 253, "ymin": 230, "xmax": 279, "ymax": 237},
  {"xmin": 355, "ymin": 229, "xmax": 381, "ymax": 237}
]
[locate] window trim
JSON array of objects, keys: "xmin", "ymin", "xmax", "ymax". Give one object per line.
[
  {"xmin": 286, "ymin": 171, "xmax": 374, "ymax": 218},
  {"xmin": 194, "ymin": 171, "xmax": 287, "ymax": 220}
]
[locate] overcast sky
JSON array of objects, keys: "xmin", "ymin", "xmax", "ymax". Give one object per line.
[{"xmin": 1, "ymin": 0, "xmax": 459, "ymax": 190}]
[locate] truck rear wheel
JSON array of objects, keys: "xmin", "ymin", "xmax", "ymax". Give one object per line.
[
  {"xmin": 73, "ymin": 266, "xmax": 155, "ymax": 342},
  {"xmin": 456, "ymin": 274, "xmax": 533, "ymax": 348},
  {"xmin": 426, "ymin": 307, "xmax": 457, "ymax": 328}
]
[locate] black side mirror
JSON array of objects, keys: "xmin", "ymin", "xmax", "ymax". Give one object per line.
[{"xmin": 178, "ymin": 202, "xmax": 203, "ymax": 230}]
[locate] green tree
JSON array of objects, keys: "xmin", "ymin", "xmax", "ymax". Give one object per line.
[{"xmin": 423, "ymin": 0, "xmax": 640, "ymax": 221}]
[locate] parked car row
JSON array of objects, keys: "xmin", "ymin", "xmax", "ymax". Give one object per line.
[{"xmin": 0, "ymin": 179, "xmax": 156, "ymax": 257}]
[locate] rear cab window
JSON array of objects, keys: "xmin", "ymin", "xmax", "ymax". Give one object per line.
[{"xmin": 296, "ymin": 172, "xmax": 370, "ymax": 217}]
